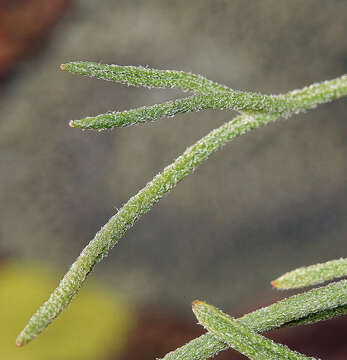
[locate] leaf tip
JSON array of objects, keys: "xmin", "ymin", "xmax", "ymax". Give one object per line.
[
  {"xmin": 69, "ymin": 120, "xmax": 76, "ymax": 128},
  {"xmin": 192, "ymin": 300, "xmax": 207, "ymax": 313},
  {"xmin": 192, "ymin": 300, "xmax": 203, "ymax": 309},
  {"xmin": 16, "ymin": 339, "xmax": 24, "ymax": 347},
  {"xmin": 270, "ymin": 279, "xmax": 278, "ymax": 288},
  {"xmin": 60, "ymin": 63, "xmax": 67, "ymax": 71},
  {"xmin": 271, "ymin": 278, "xmax": 286, "ymax": 289}
]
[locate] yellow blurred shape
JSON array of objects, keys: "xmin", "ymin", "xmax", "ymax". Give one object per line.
[{"xmin": 0, "ymin": 260, "xmax": 133, "ymax": 360}]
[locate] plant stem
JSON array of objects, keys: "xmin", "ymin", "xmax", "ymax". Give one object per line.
[
  {"xmin": 17, "ymin": 112, "xmax": 269, "ymax": 345},
  {"xmin": 192, "ymin": 300, "xmax": 316, "ymax": 360},
  {"xmin": 68, "ymin": 73, "xmax": 347, "ymax": 130},
  {"xmin": 162, "ymin": 280, "xmax": 347, "ymax": 360},
  {"xmin": 17, "ymin": 70, "xmax": 347, "ymax": 346}
]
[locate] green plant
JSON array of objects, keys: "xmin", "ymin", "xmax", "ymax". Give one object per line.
[{"xmin": 17, "ymin": 61, "xmax": 347, "ymax": 359}]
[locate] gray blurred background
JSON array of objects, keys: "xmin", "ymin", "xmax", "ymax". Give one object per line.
[{"xmin": 0, "ymin": 1, "xmax": 346, "ymax": 359}]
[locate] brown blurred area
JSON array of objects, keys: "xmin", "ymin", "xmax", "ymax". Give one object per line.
[
  {"xmin": 0, "ymin": 0, "xmax": 71, "ymax": 80},
  {"xmin": 0, "ymin": 1, "xmax": 346, "ymax": 359}
]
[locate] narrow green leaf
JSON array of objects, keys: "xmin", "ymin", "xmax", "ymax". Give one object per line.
[
  {"xmin": 69, "ymin": 95, "xmax": 202, "ymax": 129},
  {"xmin": 69, "ymin": 94, "xmax": 223, "ymax": 129},
  {"xmin": 69, "ymin": 93, "xmax": 285, "ymax": 130},
  {"xmin": 162, "ymin": 280, "xmax": 347, "ymax": 360},
  {"xmin": 61, "ymin": 63, "xmax": 347, "ymax": 114},
  {"xmin": 61, "ymin": 61, "xmax": 231, "ymax": 94},
  {"xmin": 68, "ymin": 72, "xmax": 347, "ymax": 130},
  {"xmin": 272, "ymin": 258, "xmax": 347, "ymax": 289},
  {"xmin": 16, "ymin": 112, "xmax": 275, "ymax": 346},
  {"xmin": 192, "ymin": 300, "xmax": 317, "ymax": 360}
]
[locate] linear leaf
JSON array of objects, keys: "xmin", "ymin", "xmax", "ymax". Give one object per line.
[
  {"xmin": 16, "ymin": 112, "xmax": 274, "ymax": 346},
  {"xmin": 69, "ymin": 92, "xmax": 286, "ymax": 130},
  {"xmin": 162, "ymin": 280, "xmax": 347, "ymax": 360},
  {"xmin": 192, "ymin": 300, "xmax": 317, "ymax": 360},
  {"xmin": 61, "ymin": 63, "xmax": 347, "ymax": 112},
  {"xmin": 272, "ymin": 258, "xmax": 347, "ymax": 289},
  {"xmin": 61, "ymin": 61, "xmax": 231, "ymax": 94},
  {"xmin": 68, "ymin": 73, "xmax": 347, "ymax": 130}
]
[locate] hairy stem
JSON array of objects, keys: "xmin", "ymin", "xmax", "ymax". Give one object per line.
[
  {"xmin": 68, "ymin": 72, "xmax": 347, "ymax": 130},
  {"xmin": 192, "ymin": 300, "xmax": 316, "ymax": 360},
  {"xmin": 162, "ymin": 280, "xmax": 347, "ymax": 360},
  {"xmin": 17, "ymin": 112, "xmax": 271, "ymax": 345},
  {"xmin": 61, "ymin": 61, "xmax": 232, "ymax": 94},
  {"xmin": 17, "ymin": 68, "xmax": 347, "ymax": 347},
  {"xmin": 69, "ymin": 93, "xmax": 282, "ymax": 130}
]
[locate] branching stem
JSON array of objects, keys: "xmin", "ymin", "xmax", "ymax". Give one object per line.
[{"xmin": 17, "ymin": 64, "xmax": 347, "ymax": 350}]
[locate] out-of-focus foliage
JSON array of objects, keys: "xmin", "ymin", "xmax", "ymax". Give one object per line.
[{"xmin": 0, "ymin": 260, "xmax": 133, "ymax": 360}]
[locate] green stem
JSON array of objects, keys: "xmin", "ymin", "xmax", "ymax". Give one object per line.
[
  {"xmin": 17, "ymin": 69, "xmax": 347, "ymax": 347},
  {"xmin": 17, "ymin": 112, "xmax": 271, "ymax": 346},
  {"xmin": 162, "ymin": 280, "xmax": 347, "ymax": 360},
  {"xmin": 69, "ymin": 73, "xmax": 347, "ymax": 130},
  {"xmin": 69, "ymin": 93, "xmax": 282, "ymax": 130},
  {"xmin": 285, "ymin": 304, "xmax": 347, "ymax": 328},
  {"xmin": 193, "ymin": 300, "xmax": 316, "ymax": 360}
]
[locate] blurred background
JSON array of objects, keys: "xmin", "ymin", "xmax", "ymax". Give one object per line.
[{"xmin": 0, "ymin": 1, "xmax": 346, "ymax": 359}]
